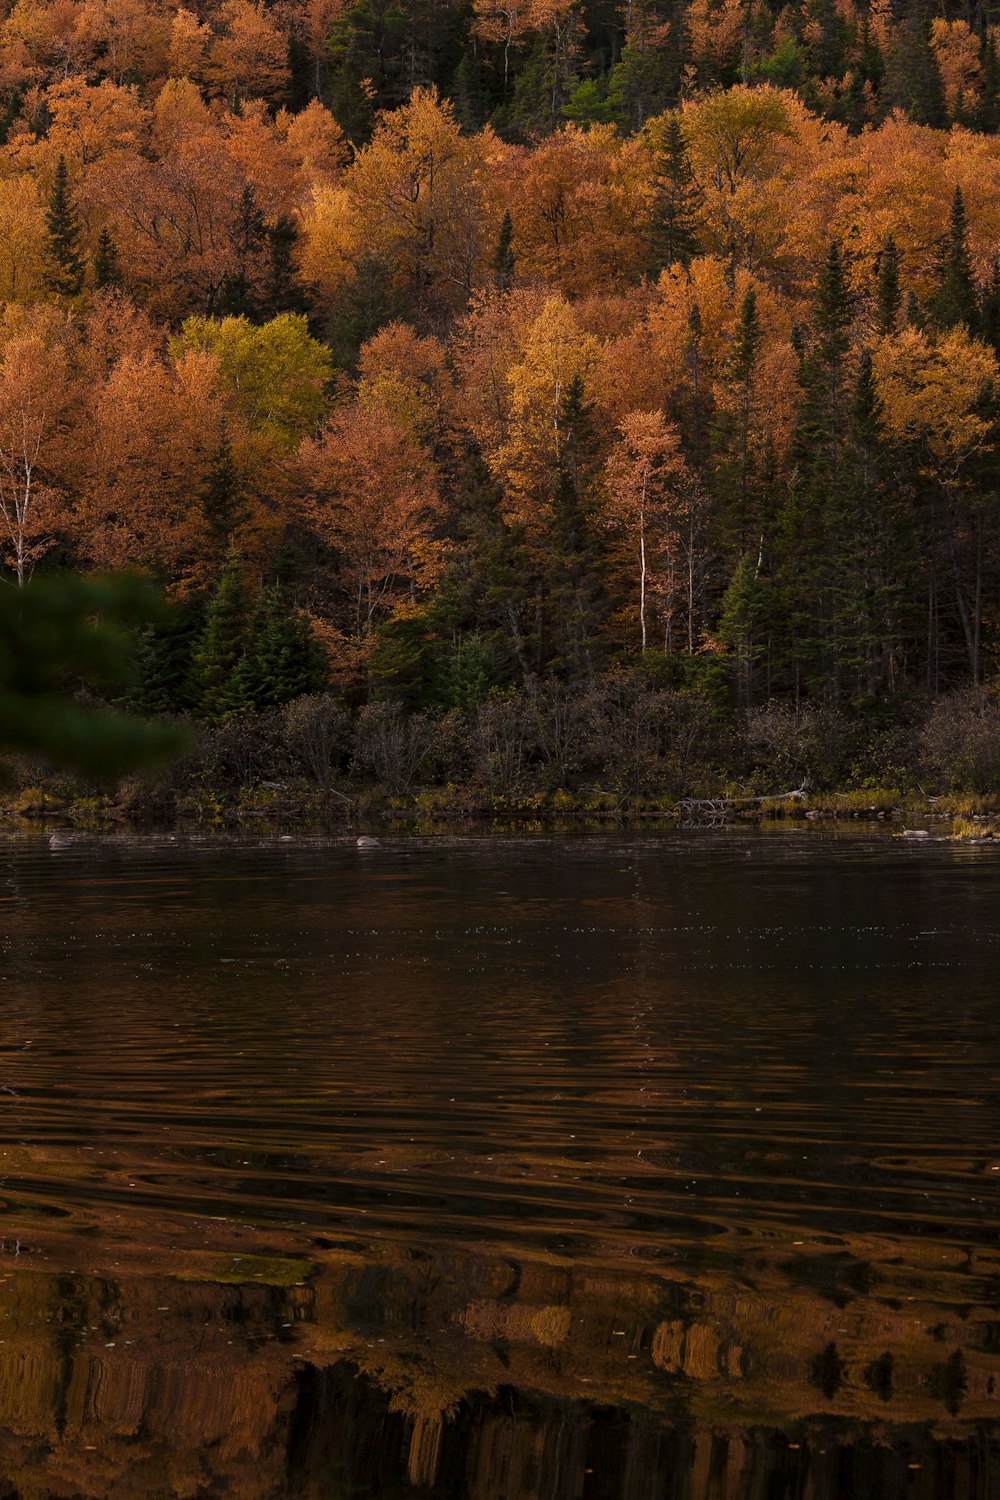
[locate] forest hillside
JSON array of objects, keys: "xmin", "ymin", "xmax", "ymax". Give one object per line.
[{"xmin": 3, "ymin": 0, "xmax": 1000, "ymax": 806}]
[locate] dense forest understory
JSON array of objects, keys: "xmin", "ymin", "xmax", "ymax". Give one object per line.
[{"xmin": 3, "ymin": 0, "xmax": 1000, "ymax": 811}]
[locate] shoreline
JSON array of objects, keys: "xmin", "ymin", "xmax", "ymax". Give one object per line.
[{"xmin": 2, "ymin": 781, "xmax": 998, "ymax": 837}]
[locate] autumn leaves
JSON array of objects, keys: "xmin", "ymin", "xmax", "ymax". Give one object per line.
[{"xmin": 1, "ymin": 66, "xmax": 999, "ymax": 703}]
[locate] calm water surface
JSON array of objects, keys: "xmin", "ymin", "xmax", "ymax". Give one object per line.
[{"xmin": 0, "ymin": 829, "xmax": 999, "ymax": 1498}]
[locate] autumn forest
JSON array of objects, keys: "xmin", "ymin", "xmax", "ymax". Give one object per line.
[{"xmin": 3, "ymin": 0, "xmax": 1000, "ymax": 802}]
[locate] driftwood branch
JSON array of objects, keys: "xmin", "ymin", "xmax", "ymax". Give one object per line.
[{"xmin": 676, "ymin": 788, "xmax": 808, "ymax": 816}]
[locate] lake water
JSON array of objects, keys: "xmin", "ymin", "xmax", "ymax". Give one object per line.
[{"xmin": 1, "ymin": 829, "xmax": 999, "ymax": 1499}]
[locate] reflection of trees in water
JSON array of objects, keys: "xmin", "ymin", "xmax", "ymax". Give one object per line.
[
  {"xmin": 1, "ymin": 841, "xmax": 998, "ymax": 1495},
  {"xmin": 0, "ymin": 1240, "xmax": 996, "ymax": 1498}
]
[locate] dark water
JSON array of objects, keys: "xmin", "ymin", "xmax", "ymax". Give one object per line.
[{"xmin": 1, "ymin": 829, "xmax": 999, "ymax": 1499}]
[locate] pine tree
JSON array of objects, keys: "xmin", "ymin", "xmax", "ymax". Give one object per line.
[
  {"xmin": 93, "ymin": 227, "xmax": 122, "ymax": 290},
  {"xmin": 713, "ymin": 288, "xmax": 763, "ymax": 549},
  {"xmin": 450, "ymin": 52, "xmax": 485, "ymax": 131},
  {"xmin": 979, "ymin": 257, "xmax": 1000, "ymax": 358},
  {"xmin": 606, "ymin": 28, "xmax": 674, "ymax": 132},
  {"xmin": 979, "ymin": 32, "xmax": 1000, "ymax": 133},
  {"xmin": 219, "ymin": 590, "xmax": 328, "ymax": 713},
  {"xmin": 875, "ymin": 235, "xmax": 901, "ymax": 335},
  {"xmin": 880, "ymin": 0, "xmax": 947, "ymax": 126},
  {"xmin": 45, "ymin": 155, "xmax": 85, "ymax": 296},
  {"xmin": 219, "ymin": 183, "xmax": 267, "ymax": 317},
  {"xmin": 132, "ymin": 599, "xmax": 206, "ymax": 715},
  {"xmin": 647, "ymin": 114, "xmax": 702, "ymax": 274},
  {"xmin": 201, "ymin": 430, "xmax": 247, "ymax": 556},
  {"xmin": 0, "ymin": 89, "xmax": 22, "ymax": 147},
  {"xmin": 836, "ymin": 347, "xmax": 918, "ymax": 697},
  {"xmin": 545, "ymin": 373, "xmax": 604, "ymax": 677},
  {"xmin": 679, "ymin": 302, "xmax": 712, "ymax": 469},
  {"xmin": 187, "ymin": 558, "xmax": 252, "ymax": 718},
  {"xmin": 774, "ymin": 243, "xmax": 855, "ymax": 697},
  {"xmin": 717, "ymin": 554, "xmax": 765, "ymax": 707},
  {"xmin": 905, "ymin": 288, "xmax": 924, "ymax": 329},
  {"xmin": 491, "ymin": 210, "xmax": 516, "ymax": 291},
  {"xmin": 814, "ymin": 239, "xmax": 854, "ymax": 369},
  {"xmin": 930, "ymin": 186, "xmax": 977, "ymax": 330},
  {"xmin": 263, "ymin": 215, "xmax": 306, "ymax": 315}
]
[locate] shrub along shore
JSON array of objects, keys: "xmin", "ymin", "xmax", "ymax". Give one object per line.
[{"xmin": 4, "ymin": 679, "xmax": 1000, "ymax": 832}]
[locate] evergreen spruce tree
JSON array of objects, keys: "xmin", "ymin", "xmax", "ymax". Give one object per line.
[
  {"xmin": 219, "ymin": 591, "xmax": 328, "ymax": 713},
  {"xmin": 774, "ymin": 242, "xmax": 854, "ymax": 697},
  {"xmin": 546, "ymin": 373, "xmax": 604, "ymax": 677},
  {"xmin": 93, "ymin": 227, "xmax": 123, "ymax": 290},
  {"xmin": 717, "ymin": 554, "xmax": 765, "ymax": 707},
  {"xmin": 880, "ymin": 0, "xmax": 947, "ymax": 126},
  {"xmin": 491, "ymin": 210, "xmax": 516, "ymax": 291},
  {"xmin": 711, "ymin": 288, "xmax": 762, "ymax": 555},
  {"xmin": 979, "ymin": 33, "xmax": 1000, "ymax": 133},
  {"xmin": 187, "ymin": 558, "xmax": 252, "ymax": 718},
  {"xmin": 606, "ymin": 32, "xmax": 674, "ymax": 132},
  {"xmin": 45, "ymin": 155, "xmax": 85, "ymax": 296},
  {"xmin": 450, "ymin": 52, "xmax": 485, "ymax": 131},
  {"xmin": 263, "ymin": 215, "xmax": 306, "ymax": 315},
  {"xmin": 730, "ymin": 288, "xmax": 762, "ymax": 508},
  {"xmin": 875, "ymin": 235, "xmax": 901, "ymax": 335},
  {"xmin": 0, "ymin": 89, "xmax": 22, "ymax": 147},
  {"xmin": 858, "ymin": 18, "xmax": 884, "ymax": 104},
  {"xmin": 836, "ymin": 347, "xmax": 918, "ymax": 696},
  {"xmin": 326, "ymin": 0, "xmax": 404, "ymax": 141},
  {"xmin": 201, "ymin": 430, "xmax": 247, "ymax": 556},
  {"xmin": 647, "ymin": 114, "xmax": 702, "ymax": 273},
  {"xmin": 132, "ymin": 600, "xmax": 206, "ymax": 715},
  {"xmin": 219, "ymin": 183, "xmax": 267, "ymax": 317},
  {"xmin": 905, "ymin": 288, "xmax": 925, "ymax": 329},
  {"xmin": 835, "ymin": 349, "xmax": 882, "ymax": 689},
  {"xmin": 680, "ymin": 302, "xmax": 713, "ymax": 469},
  {"xmin": 814, "ymin": 239, "xmax": 854, "ymax": 371},
  {"xmin": 930, "ymin": 186, "xmax": 978, "ymax": 330},
  {"xmin": 979, "ymin": 257, "xmax": 1000, "ymax": 358}
]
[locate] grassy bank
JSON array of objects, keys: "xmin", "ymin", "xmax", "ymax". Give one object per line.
[{"xmin": 4, "ymin": 773, "xmax": 1000, "ymax": 835}]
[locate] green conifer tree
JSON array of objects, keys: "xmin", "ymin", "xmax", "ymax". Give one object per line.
[
  {"xmin": 0, "ymin": 89, "xmax": 22, "ymax": 147},
  {"xmin": 606, "ymin": 31, "xmax": 674, "ymax": 132},
  {"xmin": 880, "ymin": 0, "xmax": 947, "ymax": 125},
  {"xmin": 717, "ymin": 554, "xmax": 765, "ymax": 707},
  {"xmin": 814, "ymin": 239, "xmax": 854, "ymax": 370},
  {"xmin": 978, "ymin": 33, "xmax": 1000, "ymax": 133},
  {"xmin": 930, "ymin": 186, "xmax": 978, "ymax": 330},
  {"xmin": 774, "ymin": 243, "xmax": 855, "ymax": 697},
  {"xmin": 875, "ymin": 235, "xmax": 901, "ymax": 335},
  {"xmin": 712, "ymin": 288, "xmax": 763, "ymax": 554},
  {"xmin": 187, "ymin": 557, "xmax": 252, "ymax": 718},
  {"xmin": 450, "ymin": 52, "xmax": 485, "ymax": 131},
  {"xmin": 45, "ymin": 155, "xmax": 85, "ymax": 296},
  {"xmin": 263, "ymin": 215, "xmax": 306, "ymax": 316},
  {"xmin": 647, "ymin": 113, "xmax": 702, "ymax": 274},
  {"xmin": 545, "ymin": 373, "xmax": 604, "ymax": 676},
  {"xmin": 201, "ymin": 430, "xmax": 247, "ymax": 557},
  {"xmin": 491, "ymin": 210, "xmax": 516, "ymax": 291},
  {"xmin": 835, "ymin": 347, "xmax": 919, "ymax": 696},
  {"xmin": 219, "ymin": 590, "xmax": 328, "ymax": 713},
  {"xmin": 979, "ymin": 257, "xmax": 1000, "ymax": 357},
  {"xmin": 132, "ymin": 599, "xmax": 206, "ymax": 715},
  {"xmin": 905, "ymin": 288, "xmax": 925, "ymax": 329},
  {"xmin": 219, "ymin": 183, "xmax": 267, "ymax": 317},
  {"xmin": 730, "ymin": 288, "xmax": 762, "ymax": 504},
  {"xmin": 93, "ymin": 227, "xmax": 123, "ymax": 290},
  {"xmin": 679, "ymin": 302, "xmax": 713, "ymax": 469}
]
